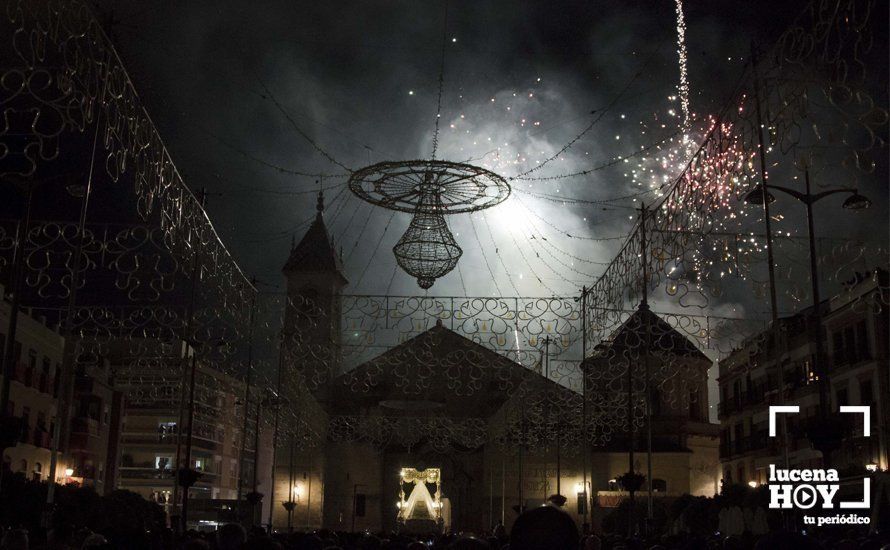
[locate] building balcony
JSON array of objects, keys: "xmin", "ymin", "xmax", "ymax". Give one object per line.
[
  {"xmin": 9, "ymin": 363, "xmax": 30, "ymax": 385},
  {"xmin": 37, "ymin": 373, "xmax": 54, "ymax": 395},
  {"xmin": 119, "ymin": 467, "xmax": 175, "ymax": 481},
  {"xmin": 72, "ymin": 465, "xmax": 97, "ymax": 480},
  {"xmin": 120, "ymin": 433, "xmax": 179, "ymax": 446},
  {"xmin": 720, "ymin": 432, "xmax": 769, "ymax": 460},
  {"xmin": 717, "ymin": 388, "xmax": 767, "ymax": 419},
  {"xmin": 71, "ymin": 417, "xmax": 100, "ymax": 437},
  {"xmin": 119, "ymin": 432, "xmax": 222, "ymax": 453},
  {"xmin": 32, "ymin": 427, "xmax": 51, "ymax": 449}
]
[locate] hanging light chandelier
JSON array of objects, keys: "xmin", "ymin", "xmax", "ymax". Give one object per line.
[{"xmin": 349, "ymin": 160, "xmax": 509, "ymax": 289}]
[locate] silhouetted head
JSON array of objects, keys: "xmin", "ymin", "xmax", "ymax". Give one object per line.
[
  {"xmin": 217, "ymin": 523, "xmax": 246, "ymax": 550},
  {"xmin": 510, "ymin": 505, "xmax": 579, "ymax": 550}
]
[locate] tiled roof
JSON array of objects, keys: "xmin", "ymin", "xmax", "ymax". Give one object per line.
[{"xmin": 592, "ymin": 303, "xmax": 708, "ymax": 361}]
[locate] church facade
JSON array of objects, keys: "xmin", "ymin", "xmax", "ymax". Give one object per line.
[{"xmin": 267, "ymin": 194, "xmax": 720, "ymax": 534}]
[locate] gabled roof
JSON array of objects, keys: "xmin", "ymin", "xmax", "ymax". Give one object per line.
[
  {"xmin": 591, "ymin": 303, "xmax": 709, "ymax": 362},
  {"xmin": 323, "ymin": 321, "xmax": 571, "ymax": 418},
  {"xmin": 282, "ymin": 191, "xmax": 347, "ymax": 283}
]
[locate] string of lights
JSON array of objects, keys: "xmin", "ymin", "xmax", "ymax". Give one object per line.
[
  {"xmin": 510, "ymin": 48, "xmax": 661, "ymax": 180},
  {"xmin": 480, "ymin": 213, "xmax": 522, "ymax": 296},
  {"xmin": 514, "ymin": 130, "xmax": 682, "ymax": 182},
  {"xmin": 344, "ymin": 203, "xmax": 378, "ymax": 259},
  {"xmin": 522, "ymin": 225, "xmax": 603, "ymax": 281},
  {"xmin": 194, "ymin": 125, "xmax": 349, "ymax": 180},
  {"xmin": 429, "ymin": 0, "xmax": 450, "ymax": 160},
  {"xmin": 253, "ymin": 72, "xmax": 353, "ymax": 172},
  {"xmin": 354, "ymin": 210, "xmax": 397, "ymax": 289},
  {"xmin": 468, "ymin": 215, "xmax": 505, "ymax": 296}
]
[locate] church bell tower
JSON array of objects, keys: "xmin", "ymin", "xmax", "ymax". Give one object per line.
[{"xmin": 281, "ymin": 190, "xmax": 349, "ymax": 385}]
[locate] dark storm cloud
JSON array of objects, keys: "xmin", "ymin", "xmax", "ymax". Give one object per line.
[{"xmin": 100, "ymin": 0, "xmax": 887, "ymax": 301}]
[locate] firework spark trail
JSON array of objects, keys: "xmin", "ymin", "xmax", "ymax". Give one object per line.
[{"xmin": 674, "ymin": 0, "xmax": 691, "ymax": 137}]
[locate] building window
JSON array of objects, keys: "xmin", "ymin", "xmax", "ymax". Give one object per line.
[
  {"xmin": 651, "ymin": 479, "xmax": 667, "ymax": 493},
  {"xmin": 860, "ymin": 379, "xmax": 873, "ymax": 405},
  {"xmin": 354, "ymin": 493, "xmax": 366, "ymax": 517},
  {"xmin": 19, "ymin": 459, "xmax": 27, "ymax": 473},
  {"xmin": 836, "ymin": 388, "xmax": 849, "ymax": 408},
  {"xmin": 52, "ymin": 367, "xmax": 60, "ymax": 397},
  {"xmin": 158, "ymin": 422, "xmax": 177, "ymax": 442},
  {"xmin": 689, "ymin": 390, "xmax": 701, "ymax": 421},
  {"xmin": 833, "ymin": 321, "xmax": 871, "ymax": 366},
  {"xmin": 856, "ymin": 320, "xmax": 870, "ymax": 360},
  {"xmin": 833, "ymin": 331, "xmax": 846, "ymax": 364},
  {"xmin": 41, "ymin": 358, "xmax": 51, "ymax": 392},
  {"xmin": 803, "ymin": 359, "xmax": 817, "ymax": 384},
  {"xmin": 21, "ymin": 406, "xmax": 30, "ymax": 431},
  {"xmin": 25, "ymin": 350, "xmax": 36, "ymax": 386},
  {"xmin": 155, "ymin": 456, "xmax": 172, "ymax": 471}
]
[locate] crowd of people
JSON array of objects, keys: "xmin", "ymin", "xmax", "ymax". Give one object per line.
[{"xmin": 1, "ymin": 504, "xmax": 887, "ymax": 550}]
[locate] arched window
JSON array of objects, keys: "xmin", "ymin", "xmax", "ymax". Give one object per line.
[
  {"xmin": 19, "ymin": 459, "xmax": 27, "ymax": 472},
  {"xmin": 35, "ymin": 462, "xmax": 42, "ymax": 473},
  {"xmin": 652, "ymin": 479, "xmax": 667, "ymax": 493}
]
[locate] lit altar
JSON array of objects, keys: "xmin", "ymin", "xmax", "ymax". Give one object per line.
[{"xmin": 397, "ymin": 467, "xmax": 449, "ymax": 533}]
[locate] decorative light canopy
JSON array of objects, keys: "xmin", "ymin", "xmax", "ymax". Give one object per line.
[{"xmin": 349, "ymin": 160, "xmax": 510, "ymax": 288}]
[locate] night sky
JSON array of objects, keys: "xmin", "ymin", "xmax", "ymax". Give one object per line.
[{"xmin": 93, "ymin": 0, "xmax": 888, "ymax": 302}]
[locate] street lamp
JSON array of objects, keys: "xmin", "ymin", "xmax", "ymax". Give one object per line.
[
  {"xmin": 283, "ymin": 483, "xmax": 302, "ymax": 532},
  {"xmin": 743, "ymin": 169, "xmax": 870, "ymax": 460}
]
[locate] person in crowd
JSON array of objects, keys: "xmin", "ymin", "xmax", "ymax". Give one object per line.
[
  {"xmin": 217, "ymin": 524, "xmax": 246, "ymax": 550},
  {"xmin": 0, "ymin": 529, "xmax": 28, "ymax": 550},
  {"xmin": 509, "ymin": 504, "xmax": 580, "ymax": 550}
]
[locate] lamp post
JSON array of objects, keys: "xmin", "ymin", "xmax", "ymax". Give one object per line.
[
  {"xmin": 351, "ymin": 482, "xmax": 366, "ymax": 532},
  {"xmin": 743, "ymin": 169, "xmax": 870, "ymax": 459},
  {"xmin": 237, "ymin": 280, "xmax": 257, "ymax": 521},
  {"xmin": 283, "ymin": 434, "xmax": 296, "ymax": 532},
  {"xmin": 245, "ymin": 390, "xmax": 282, "ymax": 527}
]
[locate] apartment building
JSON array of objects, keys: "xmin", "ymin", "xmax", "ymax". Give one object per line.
[
  {"xmin": 114, "ymin": 342, "xmax": 269, "ymax": 528},
  {"xmin": 1, "ymin": 283, "xmax": 126, "ymax": 495},
  {"xmin": 67, "ymin": 353, "xmax": 124, "ymax": 494},
  {"xmin": 718, "ymin": 269, "xmax": 889, "ymax": 486},
  {"xmin": 0, "ymin": 287, "xmax": 63, "ymax": 483}
]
